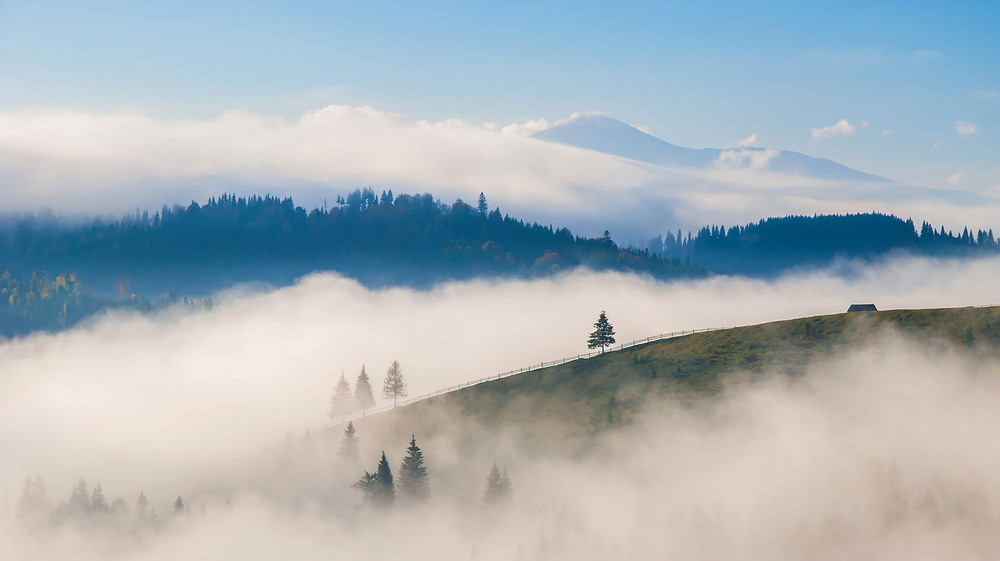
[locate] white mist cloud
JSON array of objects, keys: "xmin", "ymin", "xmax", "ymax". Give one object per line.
[
  {"xmin": 811, "ymin": 119, "xmax": 861, "ymax": 139},
  {"xmin": 3, "ymin": 255, "xmax": 1000, "ymax": 504},
  {"xmin": 714, "ymin": 148, "xmax": 779, "ymax": 170},
  {"xmin": 0, "ymin": 104, "xmax": 994, "ymax": 240},
  {"xmin": 954, "ymin": 120, "xmax": 979, "ymax": 137},
  {"xmin": 949, "ymin": 172, "xmax": 963, "ymax": 186},
  {"xmin": 4, "ymin": 281, "xmax": 1000, "ymax": 559},
  {"xmin": 500, "ymin": 117, "xmax": 549, "ymax": 136},
  {"xmin": 730, "ymin": 133, "xmax": 758, "ymax": 148}
]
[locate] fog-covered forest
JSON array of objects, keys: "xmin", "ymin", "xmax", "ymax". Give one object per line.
[
  {"xmin": 3, "ymin": 191, "xmax": 999, "ymax": 337},
  {"xmin": 644, "ymin": 213, "xmax": 999, "ymax": 275}
]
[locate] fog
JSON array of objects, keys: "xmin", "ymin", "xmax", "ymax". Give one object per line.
[
  {"xmin": 3, "ymin": 256, "xmax": 1000, "ymax": 558},
  {"xmin": 1, "ymin": 105, "xmax": 995, "ymax": 238}
]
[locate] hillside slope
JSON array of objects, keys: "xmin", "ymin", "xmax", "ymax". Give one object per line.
[{"xmin": 355, "ymin": 306, "xmax": 1000, "ymax": 450}]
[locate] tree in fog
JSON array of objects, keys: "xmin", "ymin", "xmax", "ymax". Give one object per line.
[
  {"xmin": 134, "ymin": 491, "xmax": 151, "ymax": 525},
  {"xmin": 374, "ymin": 452, "xmax": 396, "ymax": 508},
  {"xmin": 17, "ymin": 475, "xmax": 50, "ymax": 523},
  {"xmin": 355, "ymin": 365, "xmax": 376, "ymax": 413},
  {"xmin": 173, "ymin": 495, "xmax": 187, "ymax": 515},
  {"xmin": 329, "ymin": 372, "xmax": 354, "ymax": 421},
  {"xmin": 477, "ymin": 192, "xmax": 489, "ymax": 216},
  {"xmin": 587, "ymin": 310, "xmax": 616, "ymax": 353},
  {"xmin": 382, "ymin": 360, "xmax": 407, "ymax": 407},
  {"xmin": 482, "ymin": 463, "xmax": 512, "ymax": 507},
  {"xmin": 67, "ymin": 478, "xmax": 91, "ymax": 517},
  {"xmin": 339, "ymin": 421, "xmax": 360, "ymax": 461},
  {"xmin": 90, "ymin": 483, "xmax": 109, "ymax": 514},
  {"xmin": 398, "ymin": 434, "xmax": 429, "ymax": 502},
  {"xmin": 353, "ymin": 471, "xmax": 379, "ymax": 505},
  {"xmin": 353, "ymin": 451, "xmax": 396, "ymax": 509}
]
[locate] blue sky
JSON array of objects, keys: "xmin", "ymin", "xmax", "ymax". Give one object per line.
[{"xmin": 0, "ymin": 0, "xmax": 997, "ymax": 198}]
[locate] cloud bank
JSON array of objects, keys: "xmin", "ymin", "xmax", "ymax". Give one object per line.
[
  {"xmin": 4, "ymin": 258, "xmax": 1000, "ymax": 559},
  {"xmin": 3, "ymin": 255, "xmax": 1000, "ymax": 501},
  {"xmin": 0, "ymin": 105, "xmax": 995, "ymax": 239}
]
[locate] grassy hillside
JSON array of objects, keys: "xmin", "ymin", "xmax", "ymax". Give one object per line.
[{"xmin": 351, "ymin": 306, "xmax": 1000, "ymax": 451}]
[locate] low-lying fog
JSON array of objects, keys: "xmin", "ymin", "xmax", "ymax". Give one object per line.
[{"xmin": 3, "ymin": 255, "xmax": 1000, "ymax": 559}]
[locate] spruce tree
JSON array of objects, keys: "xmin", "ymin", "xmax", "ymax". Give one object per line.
[
  {"xmin": 329, "ymin": 373, "xmax": 354, "ymax": 422},
  {"xmin": 134, "ymin": 491, "xmax": 150, "ymax": 525},
  {"xmin": 398, "ymin": 434, "xmax": 429, "ymax": 502},
  {"xmin": 355, "ymin": 366, "xmax": 376, "ymax": 414},
  {"xmin": 374, "ymin": 451, "xmax": 396, "ymax": 508},
  {"xmin": 477, "ymin": 193, "xmax": 489, "ymax": 216},
  {"xmin": 339, "ymin": 421, "xmax": 360, "ymax": 461},
  {"xmin": 482, "ymin": 462, "xmax": 512, "ymax": 507},
  {"xmin": 173, "ymin": 495, "xmax": 187, "ymax": 515},
  {"xmin": 587, "ymin": 310, "xmax": 616, "ymax": 353},
  {"xmin": 90, "ymin": 483, "xmax": 109, "ymax": 514},
  {"xmin": 382, "ymin": 360, "xmax": 407, "ymax": 407},
  {"xmin": 352, "ymin": 471, "xmax": 378, "ymax": 505},
  {"xmin": 68, "ymin": 478, "xmax": 90, "ymax": 516}
]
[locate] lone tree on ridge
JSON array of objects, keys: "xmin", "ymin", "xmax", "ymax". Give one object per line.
[{"xmin": 587, "ymin": 310, "xmax": 616, "ymax": 353}]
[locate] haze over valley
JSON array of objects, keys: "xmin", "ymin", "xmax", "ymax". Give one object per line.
[{"xmin": 1, "ymin": 1, "xmax": 998, "ymax": 559}]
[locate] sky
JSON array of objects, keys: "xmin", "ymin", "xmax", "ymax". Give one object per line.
[{"xmin": 0, "ymin": 0, "xmax": 996, "ymax": 202}]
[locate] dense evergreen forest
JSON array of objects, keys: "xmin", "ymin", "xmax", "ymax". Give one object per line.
[
  {"xmin": 0, "ymin": 189, "xmax": 691, "ymax": 336},
  {"xmin": 2, "ymin": 191, "xmax": 997, "ymax": 337},
  {"xmin": 642, "ymin": 213, "xmax": 999, "ymax": 275}
]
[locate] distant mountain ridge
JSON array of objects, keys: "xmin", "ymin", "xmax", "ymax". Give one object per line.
[{"xmin": 531, "ymin": 113, "xmax": 889, "ymax": 182}]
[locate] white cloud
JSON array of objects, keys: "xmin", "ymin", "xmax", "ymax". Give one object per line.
[
  {"xmin": 948, "ymin": 172, "xmax": 963, "ymax": 186},
  {"xmin": 811, "ymin": 119, "xmax": 860, "ymax": 139},
  {"xmin": 0, "ymin": 103, "xmax": 994, "ymax": 241},
  {"xmin": 933, "ymin": 140, "xmax": 941, "ymax": 149},
  {"xmin": 714, "ymin": 148, "xmax": 778, "ymax": 170},
  {"xmin": 954, "ymin": 121, "xmax": 979, "ymax": 137},
  {"xmin": 500, "ymin": 117, "xmax": 549, "ymax": 136},
  {"xmin": 882, "ymin": 129, "xmax": 893, "ymax": 136},
  {"xmin": 730, "ymin": 134, "xmax": 758, "ymax": 148},
  {"xmin": 632, "ymin": 124, "xmax": 652, "ymax": 134}
]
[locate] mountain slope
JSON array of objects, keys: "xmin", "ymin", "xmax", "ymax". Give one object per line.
[
  {"xmin": 531, "ymin": 113, "xmax": 889, "ymax": 182},
  {"xmin": 354, "ymin": 306, "xmax": 1000, "ymax": 449}
]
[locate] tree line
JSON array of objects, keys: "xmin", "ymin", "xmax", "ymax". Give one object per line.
[
  {"xmin": 328, "ymin": 361, "xmax": 408, "ymax": 422},
  {"xmin": 339, "ymin": 425, "xmax": 511, "ymax": 511},
  {"xmin": 2, "ymin": 189, "xmax": 695, "ymax": 294},
  {"xmin": 10, "ymin": 475, "xmax": 193, "ymax": 533},
  {"xmin": 641, "ymin": 213, "xmax": 1000, "ymax": 275}
]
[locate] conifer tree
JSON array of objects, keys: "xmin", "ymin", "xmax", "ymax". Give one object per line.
[
  {"xmin": 398, "ymin": 434, "xmax": 429, "ymax": 502},
  {"xmin": 587, "ymin": 310, "xmax": 616, "ymax": 353},
  {"xmin": 482, "ymin": 462, "xmax": 512, "ymax": 507},
  {"xmin": 173, "ymin": 495, "xmax": 187, "ymax": 515},
  {"xmin": 374, "ymin": 451, "xmax": 396, "ymax": 508},
  {"xmin": 329, "ymin": 372, "xmax": 354, "ymax": 422},
  {"xmin": 90, "ymin": 483, "xmax": 109, "ymax": 514},
  {"xmin": 382, "ymin": 360, "xmax": 407, "ymax": 407},
  {"xmin": 17, "ymin": 475, "xmax": 50, "ymax": 523},
  {"xmin": 353, "ymin": 471, "xmax": 378, "ymax": 505},
  {"xmin": 477, "ymin": 193, "xmax": 489, "ymax": 216},
  {"xmin": 134, "ymin": 491, "xmax": 150, "ymax": 525},
  {"xmin": 339, "ymin": 421, "xmax": 360, "ymax": 461},
  {"xmin": 355, "ymin": 366, "xmax": 376, "ymax": 414},
  {"xmin": 68, "ymin": 478, "xmax": 90, "ymax": 516}
]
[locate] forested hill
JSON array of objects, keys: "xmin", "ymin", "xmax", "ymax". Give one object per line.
[
  {"xmin": 0, "ymin": 189, "xmax": 695, "ymax": 301},
  {"xmin": 642, "ymin": 213, "xmax": 999, "ymax": 276}
]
